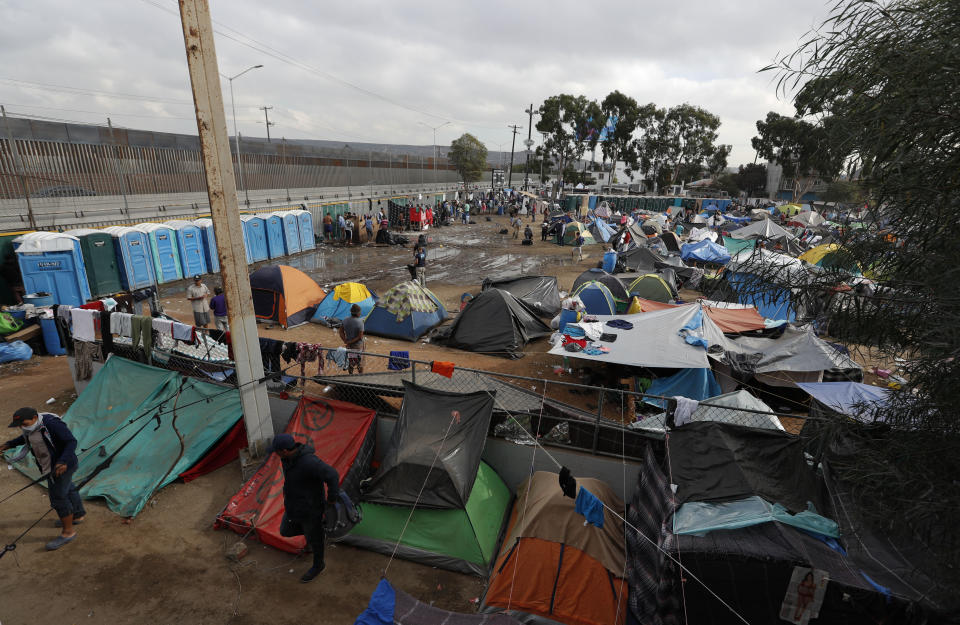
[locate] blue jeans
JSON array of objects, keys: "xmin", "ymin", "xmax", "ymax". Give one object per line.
[{"xmin": 48, "ymin": 465, "xmax": 85, "ymax": 519}]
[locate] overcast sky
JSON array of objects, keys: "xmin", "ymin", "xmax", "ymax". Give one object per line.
[{"xmin": 0, "ymin": 0, "xmax": 834, "ymax": 165}]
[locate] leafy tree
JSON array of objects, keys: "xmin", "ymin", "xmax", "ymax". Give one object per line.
[
  {"xmin": 634, "ymin": 106, "xmax": 671, "ymax": 192},
  {"xmin": 716, "ymin": 172, "xmax": 739, "ymax": 197},
  {"xmin": 598, "ymin": 91, "xmax": 657, "ymax": 180},
  {"xmin": 707, "ymin": 144, "xmax": 731, "ymax": 177},
  {"xmin": 760, "ymin": 0, "xmax": 960, "ymax": 582},
  {"xmin": 734, "ymin": 163, "xmax": 767, "ymax": 197},
  {"xmin": 821, "ymin": 180, "xmax": 864, "ymax": 205},
  {"xmin": 535, "ymin": 95, "xmax": 603, "ymax": 204},
  {"xmin": 751, "ymin": 112, "xmax": 845, "ymax": 203},
  {"xmin": 662, "ymin": 104, "xmax": 722, "ymax": 185},
  {"xmin": 448, "ymin": 133, "xmax": 488, "ymax": 189}
]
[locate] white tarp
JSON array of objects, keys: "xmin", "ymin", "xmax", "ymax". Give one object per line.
[{"xmin": 630, "ymin": 389, "xmax": 784, "ymax": 436}]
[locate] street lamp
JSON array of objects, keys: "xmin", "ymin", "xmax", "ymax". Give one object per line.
[
  {"xmin": 419, "ymin": 121, "xmax": 450, "ymax": 187},
  {"xmin": 523, "ymin": 105, "xmax": 538, "ymax": 191},
  {"xmin": 222, "ymin": 64, "xmax": 263, "ymax": 206}
]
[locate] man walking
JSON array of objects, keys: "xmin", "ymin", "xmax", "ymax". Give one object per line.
[
  {"xmin": 273, "ymin": 433, "xmax": 339, "ymax": 583},
  {"xmin": 338, "ymin": 304, "xmax": 366, "ymax": 375},
  {"xmin": 1, "ymin": 407, "xmax": 85, "ymax": 550},
  {"xmin": 413, "ymin": 244, "xmax": 427, "ymax": 286},
  {"xmin": 186, "ymin": 275, "xmax": 210, "ymax": 328}
]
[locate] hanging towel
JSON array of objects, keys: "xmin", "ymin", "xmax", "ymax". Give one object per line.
[
  {"xmin": 326, "ymin": 347, "xmax": 349, "ymax": 370},
  {"xmin": 101, "ymin": 297, "xmax": 118, "ymax": 312},
  {"xmin": 672, "ymin": 396, "xmax": 700, "ymax": 426},
  {"xmin": 152, "ymin": 318, "xmax": 174, "ymax": 338},
  {"xmin": 558, "ymin": 467, "xmax": 577, "ymax": 499},
  {"xmin": 171, "ymin": 322, "xmax": 194, "ymax": 342},
  {"xmin": 388, "ymin": 351, "xmax": 410, "ymax": 370},
  {"xmin": 78, "ymin": 301, "xmax": 104, "ymax": 311},
  {"xmin": 575, "ymin": 487, "xmax": 605, "ymax": 528},
  {"xmin": 71, "ymin": 308, "xmax": 97, "ymax": 342},
  {"xmin": 111, "ymin": 312, "xmax": 132, "ymax": 337},
  {"xmin": 431, "ymin": 361, "xmax": 455, "ymax": 378}
]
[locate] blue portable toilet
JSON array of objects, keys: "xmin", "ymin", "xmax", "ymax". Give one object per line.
[
  {"xmin": 165, "ymin": 220, "xmax": 208, "ymax": 277},
  {"xmin": 258, "ymin": 213, "xmax": 286, "ymax": 259},
  {"xmin": 291, "ymin": 208, "xmax": 316, "ymax": 251},
  {"xmin": 134, "ymin": 223, "xmax": 183, "ymax": 284},
  {"xmin": 14, "ymin": 232, "xmax": 92, "ymax": 306},
  {"xmin": 102, "ymin": 226, "xmax": 157, "ymax": 290},
  {"xmin": 192, "ymin": 218, "xmax": 220, "ymax": 273},
  {"xmin": 273, "ymin": 211, "xmax": 302, "ymax": 255},
  {"xmin": 240, "ymin": 215, "xmax": 269, "ymax": 263}
]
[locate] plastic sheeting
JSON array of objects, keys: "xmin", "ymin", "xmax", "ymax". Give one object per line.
[
  {"xmin": 673, "ymin": 495, "xmax": 839, "ymax": 537},
  {"xmin": 796, "ymin": 382, "xmax": 889, "ymax": 420},
  {"xmin": 680, "ymin": 239, "xmax": 731, "ymax": 264},
  {"xmin": 631, "ymin": 389, "xmax": 784, "ymax": 437}
]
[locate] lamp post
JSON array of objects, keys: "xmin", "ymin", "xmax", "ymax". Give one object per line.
[
  {"xmin": 223, "ymin": 64, "xmax": 263, "ymax": 206},
  {"xmin": 523, "ymin": 104, "xmax": 537, "ymax": 191},
  {"xmin": 539, "ymin": 131, "xmax": 549, "ymax": 190},
  {"xmin": 419, "ymin": 121, "xmax": 450, "ymax": 187}
]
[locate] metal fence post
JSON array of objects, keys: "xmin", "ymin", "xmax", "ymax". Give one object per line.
[
  {"xmin": 410, "ymin": 361, "xmax": 417, "ymax": 386},
  {"xmin": 592, "ymin": 387, "xmax": 605, "ymax": 453}
]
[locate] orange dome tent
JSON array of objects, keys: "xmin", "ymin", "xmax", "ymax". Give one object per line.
[{"xmin": 249, "ymin": 265, "xmax": 326, "ymax": 328}]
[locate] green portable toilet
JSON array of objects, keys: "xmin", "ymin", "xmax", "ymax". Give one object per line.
[{"xmin": 64, "ymin": 229, "xmax": 122, "ymax": 297}]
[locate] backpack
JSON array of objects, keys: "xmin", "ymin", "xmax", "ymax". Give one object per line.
[{"xmin": 324, "ymin": 491, "xmax": 362, "ymax": 539}]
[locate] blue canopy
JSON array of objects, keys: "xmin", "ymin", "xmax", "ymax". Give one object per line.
[
  {"xmin": 644, "ymin": 367, "xmax": 722, "ymax": 408},
  {"xmin": 796, "ymin": 382, "xmax": 890, "ymax": 420},
  {"xmin": 680, "ymin": 239, "xmax": 731, "ymax": 264}
]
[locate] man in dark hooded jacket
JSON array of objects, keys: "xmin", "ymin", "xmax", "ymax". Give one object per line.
[{"xmin": 273, "ymin": 433, "xmax": 340, "ymax": 583}]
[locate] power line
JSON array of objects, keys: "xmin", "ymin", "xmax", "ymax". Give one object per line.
[{"xmin": 0, "ymin": 76, "xmax": 193, "ymax": 106}]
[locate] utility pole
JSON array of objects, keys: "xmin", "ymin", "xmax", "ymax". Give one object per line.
[
  {"xmin": 539, "ymin": 131, "xmax": 549, "ymax": 190},
  {"xmin": 258, "ymin": 105, "xmax": 274, "ymax": 142},
  {"xmin": 523, "ymin": 104, "xmax": 535, "ymax": 191},
  {"xmin": 1, "ymin": 105, "xmax": 36, "ymax": 229},
  {"xmin": 178, "ymin": 0, "xmax": 273, "ymax": 450},
  {"xmin": 506, "ymin": 124, "xmax": 522, "ymax": 189},
  {"xmin": 106, "ymin": 118, "xmax": 130, "ymax": 214}
]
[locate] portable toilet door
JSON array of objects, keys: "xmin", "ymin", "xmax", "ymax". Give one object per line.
[
  {"xmin": 135, "ymin": 223, "xmax": 183, "ymax": 284},
  {"xmin": 14, "ymin": 232, "xmax": 92, "ymax": 306},
  {"xmin": 102, "ymin": 226, "xmax": 156, "ymax": 290},
  {"xmin": 63, "ymin": 229, "xmax": 122, "ymax": 298},
  {"xmin": 193, "ymin": 218, "xmax": 220, "ymax": 273},
  {"xmin": 165, "ymin": 220, "xmax": 208, "ymax": 277},
  {"xmin": 240, "ymin": 215, "xmax": 269, "ymax": 263},
  {"xmin": 274, "ymin": 211, "xmax": 301, "ymax": 255},
  {"xmin": 292, "ymin": 209, "xmax": 315, "ymax": 251},
  {"xmin": 259, "ymin": 213, "xmax": 286, "ymax": 259}
]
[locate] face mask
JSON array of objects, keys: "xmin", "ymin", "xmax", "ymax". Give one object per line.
[{"xmin": 21, "ymin": 414, "xmax": 42, "ymax": 433}]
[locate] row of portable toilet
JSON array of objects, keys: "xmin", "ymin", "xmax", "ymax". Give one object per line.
[{"xmin": 14, "ymin": 210, "xmax": 315, "ymax": 306}]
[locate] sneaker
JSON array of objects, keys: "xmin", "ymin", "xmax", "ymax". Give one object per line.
[
  {"xmin": 54, "ymin": 516, "xmax": 85, "ymax": 527},
  {"xmin": 45, "ymin": 534, "xmax": 77, "ymax": 551},
  {"xmin": 299, "ymin": 563, "xmax": 325, "ymax": 583}
]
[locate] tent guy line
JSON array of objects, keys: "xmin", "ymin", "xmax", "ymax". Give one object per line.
[{"xmin": 483, "ymin": 388, "xmax": 752, "ymax": 625}]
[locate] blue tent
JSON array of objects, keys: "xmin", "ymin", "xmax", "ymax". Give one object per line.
[
  {"xmin": 364, "ymin": 281, "xmax": 448, "ymax": 341},
  {"xmin": 293, "ymin": 209, "xmax": 316, "ymax": 251},
  {"xmin": 310, "ymin": 282, "xmax": 377, "ymax": 325},
  {"xmin": 571, "ymin": 281, "xmax": 617, "ymax": 315},
  {"xmin": 192, "ymin": 218, "xmax": 220, "ymax": 273},
  {"xmin": 102, "ymin": 226, "xmax": 156, "ymax": 290},
  {"xmin": 14, "ymin": 232, "xmax": 92, "ymax": 306},
  {"xmin": 726, "ymin": 271, "xmax": 795, "ymax": 322},
  {"xmin": 3, "ymin": 356, "xmax": 241, "ymax": 518},
  {"xmin": 274, "ymin": 211, "xmax": 301, "ymax": 255},
  {"xmin": 240, "ymin": 215, "xmax": 269, "ymax": 263},
  {"xmin": 259, "ymin": 213, "xmax": 286, "ymax": 259},
  {"xmin": 165, "ymin": 220, "xmax": 208, "ymax": 277},
  {"xmin": 589, "ymin": 218, "xmax": 618, "ymax": 243},
  {"xmin": 644, "ymin": 367, "xmax": 722, "ymax": 408},
  {"xmin": 681, "ymin": 239, "xmax": 731, "ymax": 264}
]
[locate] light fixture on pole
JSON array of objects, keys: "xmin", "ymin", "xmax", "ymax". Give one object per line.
[
  {"xmin": 523, "ymin": 104, "xmax": 537, "ymax": 191},
  {"xmin": 419, "ymin": 121, "xmax": 450, "ymax": 187},
  {"xmin": 222, "ymin": 64, "xmax": 263, "ymax": 206}
]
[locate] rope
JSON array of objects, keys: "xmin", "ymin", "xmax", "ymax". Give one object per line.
[
  {"xmin": 0, "ymin": 472, "xmax": 51, "ymax": 505},
  {"xmin": 484, "ymin": 389, "xmax": 752, "ymax": 625},
  {"xmin": 382, "ymin": 412, "xmax": 458, "ymax": 577},
  {"xmin": 0, "ymin": 509, "xmax": 54, "ymax": 561}
]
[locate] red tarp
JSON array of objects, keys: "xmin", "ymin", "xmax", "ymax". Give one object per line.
[
  {"xmin": 179, "ymin": 419, "xmax": 247, "ymax": 483},
  {"xmin": 631, "ymin": 297, "xmax": 767, "ymax": 333},
  {"xmin": 214, "ymin": 396, "xmax": 376, "ymax": 552}
]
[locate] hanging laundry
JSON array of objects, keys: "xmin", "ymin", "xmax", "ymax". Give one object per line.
[
  {"xmin": 101, "ymin": 297, "xmax": 118, "ymax": 312},
  {"xmin": 558, "ymin": 466, "xmax": 577, "ymax": 499},
  {"xmin": 388, "ymin": 351, "xmax": 410, "ymax": 370},
  {"xmin": 151, "ymin": 318, "xmax": 174, "ymax": 338},
  {"xmin": 131, "ymin": 315, "xmax": 153, "ymax": 363},
  {"xmin": 296, "ymin": 342, "xmax": 322, "ymax": 379},
  {"xmin": 259, "ymin": 338, "xmax": 284, "ymax": 378},
  {"xmin": 100, "ymin": 310, "xmax": 114, "ymax": 356},
  {"xmin": 280, "ymin": 341, "xmax": 298, "ymax": 364},
  {"xmin": 671, "ymin": 396, "xmax": 700, "ymax": 427},
  {"xmin": 78, "ymin": 301, "xmax": 104, "ymax": 311},
  {"xmin": 71, "ymin": 308, "xmax": 97, "ymax": 342},
  {"xmin": 73, "ymin": 340, "xmax": 101, "ymax": 381},
  {"xmin": 575, "ymin": 487, "xmax": 605, "ymax": 528},
  {"xmin": 431, "ymin": 361, "xmax": 455, "ymax": 378},
  {"xmin": 171, "ymin": 322, "xmax": 194, "ymax": 342},
  {"xmin": 326, "ymin": 346, "xmax": 349, "ymax": 370},
  {"xmin": 56, "ymin": 304, "xmax": 73, "ymax": 325}
]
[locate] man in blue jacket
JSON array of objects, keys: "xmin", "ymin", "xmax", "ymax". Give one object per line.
[
  {"xmin": 273, "ymin": 433, "xmax": 340, "ymax": 583},
  {"xmin": 1, "ymin": 407, "xmax": 85, "ymax": 550}
]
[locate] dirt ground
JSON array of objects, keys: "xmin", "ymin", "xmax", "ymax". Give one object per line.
[{"xmin": 0, "ymin": 214, "xmax": 607, "ymax": 625}]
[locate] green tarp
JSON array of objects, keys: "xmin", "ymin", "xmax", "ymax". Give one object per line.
[
  {"xmin": 723, "ymin": 235, "xmax": 756, "ymax": 256},
  {"xmin": 343, "ymin": 462, "xmax": 511, "ymax": 576},
  {"xmin": 4, "ymin": 356, "xmax": 241, "ymax": 517}
]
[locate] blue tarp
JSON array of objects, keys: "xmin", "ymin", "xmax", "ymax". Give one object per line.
[
  {"xmin": 681, "ymin": 239, "xmax": 731, "ymax": 264},
  {"xmin": 673, "ymin": 496, "xmax": 840, "ymax": 538},
  {"xmin": 796, "ymin": 382, "xmax": 890, "ymax": 420},
  {"xmin": 4, "ymin": 356, "xmax": 241, "ymax": 517},
  {"xmin": 354, "ymin": 579, "xmax": 395, "ymax": 625},
  {"xmin": 591, "ymin": 219, "xmax": 617, "ymax": 243},
  {"xmin": 645, "ymin": 367, "xmax": 721, "ymax": 408}
]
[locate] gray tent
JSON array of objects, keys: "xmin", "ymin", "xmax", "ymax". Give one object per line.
[
  {"xmin": 446, "ymin": 288, "xmax": 552, "ymax": 358},
  {"xmin": 618, "ymin": 245, "xmax": 664, "ymax": 272},
  {"xmin": 728, "ymin": 219, "xmax": 797, "ymax": 241},
  {"xmin": 362, "ymin": 381, "xmax": 494, "ymax": 509},
  {"xmin": 481, "ymin": 274, "xmax": 562, "ymax": 317}
]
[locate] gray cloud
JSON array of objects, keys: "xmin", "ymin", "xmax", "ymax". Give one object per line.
[{"xmin": 0, "ymin": 0, "xmax": 833, "ymax": 164}]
